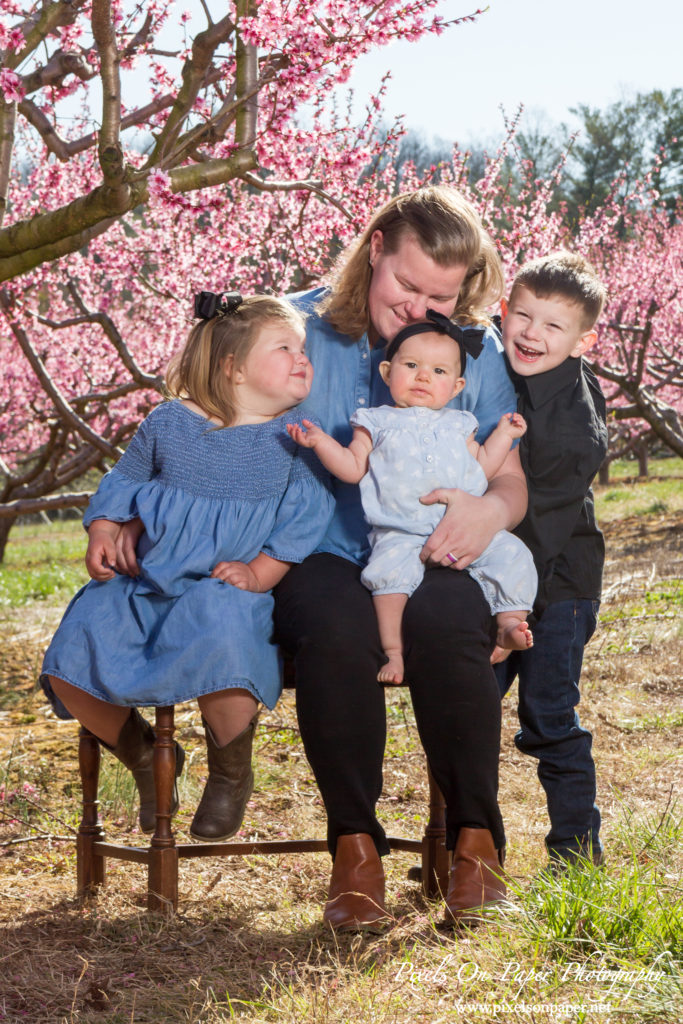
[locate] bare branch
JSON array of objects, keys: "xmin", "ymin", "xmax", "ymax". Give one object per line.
[
  {"xmin": 22, "ymin": 50, "xmax": 95, "ymax": 94},
  {"xmin": 0, "ymin": 99, "xmax": 17, "ymax": 229},
  {"xmin": 0, "ymin": 215, "xmax": 120, "ymax": 282},
  {"xmin": 17, "ymin": 98, "xmax": 72, "ymax": 161},
  {"xmin": 168, "ymin": 149, "xmax": 257, "ymax": 192},
  {"xmin": 92, "ymin": 0, "xmax": 125, "ymax": 188},
  {"xmin": 241, "ymin": 171, "xmax": 356, "ymax": 223},
  {"xmin": 235, "ymin": 0, "xmax": 258, "ymax": 148},
  {"xmin": 0, "ymin": 491, "xmax": 92, "ymax": 518}
]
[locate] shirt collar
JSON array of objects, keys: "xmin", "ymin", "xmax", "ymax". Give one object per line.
[{"xmin": 511, "ymin": 356, "xmax": 583, "ymax": 409}]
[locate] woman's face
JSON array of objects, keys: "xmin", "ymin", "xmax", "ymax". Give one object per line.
[{"xmin": 367, "ymin": 230, "xmax": 469, "ymax": 343}]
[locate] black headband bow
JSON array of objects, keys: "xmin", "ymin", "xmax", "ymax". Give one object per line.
[
  {"xmin": 194, "ymin": 290, "xmax": 242, "ymax": 320},
  {"xmin": 385, "ymin": 309, "xmax": 485, "ymax": 369}
]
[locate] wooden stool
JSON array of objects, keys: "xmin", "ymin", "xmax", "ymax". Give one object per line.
[{"xmin": 77, "ymin": 702, "xmax": 449, "ymax": 915}]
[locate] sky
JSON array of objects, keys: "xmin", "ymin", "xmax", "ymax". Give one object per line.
[{"xmin": 343, "ymin": 0, "xmax": 682, "ymax": 146}]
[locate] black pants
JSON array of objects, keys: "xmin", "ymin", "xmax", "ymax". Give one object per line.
[{"xmin": 273, "ymin": 553, "xmax": 504, "ymax": 855}]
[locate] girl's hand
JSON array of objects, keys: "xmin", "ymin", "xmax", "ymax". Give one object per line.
[
  {"xmin": 211, "ymin": 560, "xmax": 261, "ymax": 592},
  {"xmin": 286, "ymin": 419, "xmax": 323, "ymax": 448},
  {"xmin": 85, "ymin": 521, "xmax": 120, "ymax": 581},
  {"xmin": 115, "ymin": 517, "xmax": 144, "ymax": 577}
]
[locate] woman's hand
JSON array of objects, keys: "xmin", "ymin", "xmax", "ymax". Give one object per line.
[
  {"xmin": 419, "ymin": 488, "xmax": 509, "ymax": 568},
  {"xmin": 420, "ymin": 447, "xmax": 528, "ymax": 568},
  {"xmin": 115, "ymin": 517, "xmax": 144, "ymax": 577},
  {"xmin": 85, "ymin": 520, "xmax": 121, "ymax": 581}
]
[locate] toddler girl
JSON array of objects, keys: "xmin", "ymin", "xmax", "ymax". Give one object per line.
[
  {"xmin": 288, "ymin": 310, "xmax": 536, "ymax": 684},
  {"xmin": 41, "ymin": 293, "xmax": 332, "ymax": 841}
]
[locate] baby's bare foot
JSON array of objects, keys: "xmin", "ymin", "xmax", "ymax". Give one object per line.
[
  {"xmin": 378, "ymin": 654, "xmax": 404, "ymax": 685},
  {"xmin": 498, "ymin": 620, "xmax": 533, "ymax": 651}
]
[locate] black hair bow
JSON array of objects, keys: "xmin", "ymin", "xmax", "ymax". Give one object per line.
[
  {"xmin": 194, "ymin": 291, "xmax": 242, "ymax": 320},
  {"xmin": 385, "ymin": 308, "xmax": 485, "ymax": 369}
]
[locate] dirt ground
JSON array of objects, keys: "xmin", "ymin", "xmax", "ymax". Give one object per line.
[{"xmin": 0, "ymin": 511, "xmax": 681, "ymax": 1021}]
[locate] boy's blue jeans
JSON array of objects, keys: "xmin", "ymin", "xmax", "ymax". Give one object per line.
[{"xmin": 495, "ymin": 598, "xmax": 602, "ymax": 862}]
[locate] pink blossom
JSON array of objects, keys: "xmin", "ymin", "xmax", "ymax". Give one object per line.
[{"xmin": 0, "ymin": 68, "xmax": 24, "ymax": 103}]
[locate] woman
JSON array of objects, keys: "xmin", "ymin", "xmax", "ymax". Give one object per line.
[
  {"xmin": 273, "ymin": 186, "xmax": 527, "ymax": 928},
  {"xmin": 115, "ymin": 186, "xmax": 526, "ymax": 928}
]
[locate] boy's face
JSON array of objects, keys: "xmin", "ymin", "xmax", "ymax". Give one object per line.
[
  {"xmin": 501, "ymin": 285, "xmax": 597, "ymax": 377},
  {"xmin": 379, "ymin": 332, "xmax": 465, "ymax": 410}
]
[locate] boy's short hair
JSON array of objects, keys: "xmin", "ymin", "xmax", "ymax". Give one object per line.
[{"xmin": 510, "ymin": 251, "xmax": 606, "ymax": 329}]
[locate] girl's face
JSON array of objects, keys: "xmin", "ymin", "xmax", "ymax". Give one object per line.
[
  {"xmin": 231, "ymin": 322, "xmax": 312, "ymax": 422},
  {"xmin": 379, "ymin": 332, "xmax": 465, "ymax": 410},
  {"xmin": 367, "ymin": 230, "xmax": 469, "ymax": 344}
]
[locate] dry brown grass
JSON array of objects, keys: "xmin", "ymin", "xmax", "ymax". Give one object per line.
[{"xmin": 0, "ymin": 512, "xmax": 681, "ymax": 1022}]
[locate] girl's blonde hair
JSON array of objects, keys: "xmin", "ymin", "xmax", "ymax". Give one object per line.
[
  {"xmin": 319, "ymin": 185, "xmax": 504, "ymax": 336},
  {"xmin": 166, "ymin": 296, "xmax": 305, "ymax": 426}
]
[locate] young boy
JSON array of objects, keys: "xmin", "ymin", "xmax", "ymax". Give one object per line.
[{"xmin": 495, "ymin": 250, "xmax": 608, "ymax": 868}]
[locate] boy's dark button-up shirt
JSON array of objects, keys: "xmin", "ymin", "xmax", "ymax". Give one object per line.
[{"xmin": 510, "ymin": 356, "xmax": 608, "ymax": 620}]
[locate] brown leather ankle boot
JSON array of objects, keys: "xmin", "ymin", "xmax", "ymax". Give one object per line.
[
  {"xmin": 323, "ymin": 833, "xmax": 389, "ymax": 931},
  {"xmin": 190, "ymin": 715, "xmax": 257, "ymax": 842},
  {"xmin": 444, "ymin": 826, "xmax": 506, "ymax": 925},
  {"xmin": 109, "ymin": 708, "xmax": 185, "ymax": 833}
]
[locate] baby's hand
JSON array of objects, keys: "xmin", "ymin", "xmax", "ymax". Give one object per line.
[
  {"xmin": 211, "ymin": 560, "xmax": 260, "ymax": 591},
  {"xmin": 499, "ymin": 411, "xmax": 527, "ymax": 438},
  {"xmin": 286, "ymin": 418, "xmax": 323, "ymax": 448}
]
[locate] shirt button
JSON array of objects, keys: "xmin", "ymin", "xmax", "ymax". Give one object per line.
[
  {"xmin": 422, "ymin": 436, "xmax": 431, "ymax": 444},
  {"xmin": 362, "ymin": 352, "xmax": 368, "ymax": 360},
  {"xmin": 358, "ymin": 398, "xmax": 366, "ymax": 405},
  {"xmin": 426, "ymin": 455, "xmax": 434, "ymax": 463}
]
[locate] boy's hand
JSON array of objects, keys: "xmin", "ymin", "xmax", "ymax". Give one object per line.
[
  {"xmin": 499, "ymin": 411, "xmax": 527, "ymax": 438},
  {"xmin": 286, "ymin": 419, "xmax": 323, "ymax": 448},
  {"xmin": 85, "ymin": 521, "xmax": 120, "ymax": 581},
  {"xmin": 211, "ymin": 560, "xmax": 261, "ymax": 592}
]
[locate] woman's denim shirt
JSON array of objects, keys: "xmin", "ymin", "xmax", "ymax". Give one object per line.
[{"xmin": 291, "ymin": 287, "xmax": 516, "ymax": 566}]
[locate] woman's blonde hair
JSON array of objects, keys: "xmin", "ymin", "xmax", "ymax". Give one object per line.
[
  {"xmin": 166, "ymin": 296, "xmax": 305, "ymax": 426},
  {"xmin": 319, "ymin": 185, "xmax": 504, "ymax": 336}
]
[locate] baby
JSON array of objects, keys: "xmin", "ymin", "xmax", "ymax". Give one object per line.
[{"xmin": 288, "ymin": 311, "xmax": 536, "ymax": 683}]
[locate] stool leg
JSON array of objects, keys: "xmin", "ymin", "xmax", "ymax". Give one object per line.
[
  {"xmin": 420, "ymin": 764, "xmax": 449, "ymax": 899},
  {"xmin": 77, "ymin": 726, "xmax": 106, "ymax": 896},
  {"xmin": 148, "ymin": 706, "xmax": 179, "ymax": 914}
]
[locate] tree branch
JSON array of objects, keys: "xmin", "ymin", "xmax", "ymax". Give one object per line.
[
  {"xmin": 235, "ymin": 0, "xmax": 258, "ymax": 149},
  {"xmin": 6, "ymin": 0, "xmax": 88, "ymax": 72},
  {"xmin": 0, "ymin": 491, "xmax": 92, "ymax": 518},
  {"xmin": 92, "ymin": 0, "xmax": 125, "ymax": 188},
  {"xmin": 241, "ymin": 172, "xmax": 356, "ymax": 222},
  {"xmin": 0, "ymin": 289, "xmax": 122, "ymax": 460},
  {"xmin": 146, "ymin": 14, "xmax": 236, "ymax": 166},
  {"xmin": 0, "ymin": 99, "xmax": 17, "ymax": 229}
]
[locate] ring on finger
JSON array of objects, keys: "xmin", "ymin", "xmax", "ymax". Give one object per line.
[{"xmin": 445, "ymin": 552, "xmax": 459, "ymax": 564}]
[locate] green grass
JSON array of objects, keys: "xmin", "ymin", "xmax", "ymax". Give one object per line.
[
  {"xmin": 0, "ymin": 519, "xmax": 88, "ymax": 605},
  {"xmin": 595, "ymin": 457, "xmax": 683, "ymax": 522}
]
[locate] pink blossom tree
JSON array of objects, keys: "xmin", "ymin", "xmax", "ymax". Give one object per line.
[
  {"xmin": 1, "ymin": 6, "xmax": 681, "ymax": 560},
  {"xmin": 0, "ymin": 0, "xmax": 482, "ymax": 557}
]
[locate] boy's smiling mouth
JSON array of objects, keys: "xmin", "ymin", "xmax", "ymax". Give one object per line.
[{"xmin": 514, "ymin": 342, "xmax": 542, "ymax": 361}]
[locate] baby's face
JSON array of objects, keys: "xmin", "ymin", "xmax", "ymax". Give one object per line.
[{"xmin": 380, "ymin": 332, "xmax": 465, "ymax": 410}]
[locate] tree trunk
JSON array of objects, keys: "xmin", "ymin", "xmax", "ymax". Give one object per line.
[
  {"xmin": 598, "ymin": 458, "xmax": 611, "ymax": 485},
  {"xmin": 0, "ymin": 514, "xmax": 16, "ymax": 563},
  {"xmin": 636, "ymin": 441, "xmax": 649, "ymax": 478}
]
